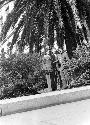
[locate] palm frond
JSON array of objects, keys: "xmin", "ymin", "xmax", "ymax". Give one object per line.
[
  {"xmin": 48, "ymin": 1, "xmax": 54, "ymax": 49},
  {"xmin": 1, "ymin": 12, "xmax": 14, "ymax": 40},
  {"xmin": 60, "ymin": 0, "xmax": 77, "ymax": 58},
  {"xmin": 0, "ymin": 0, "xmax": 13, "ymax": 9},
  {"xmin": 0, "ymin": 0, "xmax": 89, "ymax": 59},
  {"xmin": 10, "ymin": 18, "xmax": 25, "ymax": 50},
  {"xmin": 76, "ymin": 0, "xmax": 90, "ymax": 30},
  {"xmin": 12, "ymin": 0, "xmax": 27, "ymax": 27}
]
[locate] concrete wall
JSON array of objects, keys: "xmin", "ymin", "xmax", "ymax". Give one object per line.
[{"xmin": 0, "ymin": 85, "xmax": 90, "ymax": 116}]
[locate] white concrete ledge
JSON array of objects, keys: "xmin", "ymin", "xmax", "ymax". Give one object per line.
[{"xmin": 0, "ymin": 85, "xmax": 90, "ymax": 116}]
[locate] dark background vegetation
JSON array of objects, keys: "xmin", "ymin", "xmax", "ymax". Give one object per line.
[{"xmin": 0, "ymin": 52, "xmax": 47, "ymax": 99}]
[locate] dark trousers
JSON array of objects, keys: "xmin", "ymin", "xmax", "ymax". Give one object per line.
[
  {"xmin": 57, "ymin": 71, "xmax": 63, "ymax": 89},
  {"xmin": 50, "ymin": 70, "xmax": 57, "ymax": 91}
]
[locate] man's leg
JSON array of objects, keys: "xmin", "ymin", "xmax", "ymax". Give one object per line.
[
  {"xmin": 50, "ymin": 71, "xmax": 57, "ymax": 91},
  {"xmin": 58, "ymin": 71, "xmax": 63, "ymax": 89}
]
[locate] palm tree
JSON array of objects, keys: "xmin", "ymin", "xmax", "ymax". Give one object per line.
[{"xmin": 0, "ymin": 0, "xmax": 90, "ymax": 58}]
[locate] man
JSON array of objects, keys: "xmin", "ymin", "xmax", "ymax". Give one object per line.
[
  {"xmin": 43, "ymin": 54, "xmax": 52, "ymax": 92},
  {"xmin": 55, "ymin": 50, "xmax": 63, "ymax": 89},
  {"xmin": 50, "ymin": 52, "xmax": 57, "ymax": 91}
]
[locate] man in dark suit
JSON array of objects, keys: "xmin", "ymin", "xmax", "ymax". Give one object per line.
[{"xmin": 50, "ymin": 52, "xmax": 57, "ymax": 91}]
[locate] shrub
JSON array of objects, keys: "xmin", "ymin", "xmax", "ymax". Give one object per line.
[
  {"xmin": 61, "ymin": 43, "xmax": 90, "ymax": 88},
  {"xmin": 0, "ymin": 52, "xmax": 47, "ymax": 99}
]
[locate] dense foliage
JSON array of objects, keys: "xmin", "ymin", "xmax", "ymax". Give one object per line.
[
  {"xmin": 0, "ymin": 52, "xmax": 47, "ymax": 99},
  {"xmin": 61, "ymin": 43, "xmax": 90, "ymax": 89},
  {"xmin": 0, "ymin": 0, "xmax": 90, "ymax": 58}
]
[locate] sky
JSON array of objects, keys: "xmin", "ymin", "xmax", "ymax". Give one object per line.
[{"xmin": 0, "ymin": 1, "xmax": 15, "ymax": 55}]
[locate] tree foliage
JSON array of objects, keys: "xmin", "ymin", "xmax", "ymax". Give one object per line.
[{"xmin": 0, "ymin": 0, "xmax": 90, "ymax": 58}]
